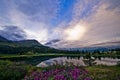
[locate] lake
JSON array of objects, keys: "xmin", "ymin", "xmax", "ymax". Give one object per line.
[
  {"xmin": 1, "ymin": 55, "xmax": 120, "ymax": 66},
  {"xmin": 37, "ymin": 57, "xmax": 120, "ymax": 67}
]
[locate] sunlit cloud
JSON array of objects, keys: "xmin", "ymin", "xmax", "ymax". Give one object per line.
[
  {"xmin": 0, "ymin": 0, "xmax": 120, "ymax": 48},
  {"xmin": 24, "ymin": 29, "xmax": 48, "ymax": 44},
  {"xmin": 48, "ymin": 0, "xmax": 120, "ymax": 48},
  {"xmin": 64, "ymin": 24, "xmax": 86, "ymax": 41}
]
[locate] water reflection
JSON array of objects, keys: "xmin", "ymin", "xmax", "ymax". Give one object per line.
[
  {"xmin": 36, "ymin": 57, "xmax": 120, "ymax": 67},
  {"xmin": 37, "ymin": 57, "xmax": 86, "ymax": 67},
  {"xmin": 95, "ymin": 58, "xmax": 120, "ymax": 66}
]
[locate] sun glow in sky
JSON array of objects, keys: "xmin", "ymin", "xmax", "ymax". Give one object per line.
[
  {"xmin": 0, "ymin": 0, "xmax": 120, "ymax": 48},
  {"xmin": 65, "ymin": 25, "xmax": 86, "ymax": 41}
]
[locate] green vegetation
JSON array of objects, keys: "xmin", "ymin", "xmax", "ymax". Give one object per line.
[
  {"xmin": 0, "ymin": 36, "xmax": 120, "ymax": 80},
  {"xmin": 86, "ymin": 65, "xmax": 120, "ymax": 80},
  {"xmin": 0, "ymin": 60, "xmax": 34, "ymax": 80},
  {"xmin": 0, "ymin": 38, "xmax": 61, "ymax": 54},
  {"xmin": 0, "ymin": 50, "xmax": 120, "ymax": 66},
  {"xmin": 0, "ymin": 60, "xmax": 120, "ymax": 80}
]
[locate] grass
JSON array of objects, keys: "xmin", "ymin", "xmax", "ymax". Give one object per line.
[
  {"xmin": 0, "ymin": 60, "xmax": 120, "ymax": 80},
  {"xmin": 0, "ymin": 53, "xmax": 120, "ymax": 80},
  {"xmin": 86, "ymin": 65, "xmax": 120, "ymax": 80},
  {"xmin": 0, "ymin": 53, "xmax": 85, "ymax": 58},
  {"xmin": 0, "ymin": 53, "xmax": 120, "ymax": 61},
  {"xmin": 0, "ymin": 60, "xmax": 31, "ymax": 80}
]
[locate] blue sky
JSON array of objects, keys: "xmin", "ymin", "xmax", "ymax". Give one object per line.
[
  {"xmin": 51, "ymin": 0, "xmax": 75, "ymax": 26},
  {"xmin": 0, "ymin": 0, "xmax": 120, "ymax": 48}
]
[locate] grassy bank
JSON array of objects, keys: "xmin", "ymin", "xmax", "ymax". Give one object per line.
[
  {"xmin": 1, "ymin": 53, "xmax": 120, "ymax": 58},
  {"xmin": 86, "ymin": 65, "xmax": 120, "ymax": 80},
  {"xmin": 0, "ymin": 53, "xmax": 120, "ymax": 65}
]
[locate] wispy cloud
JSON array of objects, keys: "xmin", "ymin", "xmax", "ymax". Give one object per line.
[
  {"xmin": 0, "ymin": 0, "xmax": 120, "ymax": 48},
  {"xmin": 0, "ymin": 0, "xmax": 61, "ymax": 43},
  {"xmin": 0, "ymin": 26, "xmax": 26, "ymax": 41},
  {"xmin": 48, "ymin": 0, "xmax": 120, "ymax": 48},
  {"xmin": 15, "ymin": 0, "xmax": 60, "ymax": 22}
]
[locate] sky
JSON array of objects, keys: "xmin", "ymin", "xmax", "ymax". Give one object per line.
[{"xmin": 0, "ymin": 0, "xmax": 120, "ymax": 48}]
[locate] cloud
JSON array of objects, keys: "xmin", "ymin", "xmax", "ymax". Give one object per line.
[
  {"xmin": 0, "ymin": 26, "xmax": 26, "ymax": 41},
  {"xmin": 24, "ymin": 29, "xmax": 48, "ymax": 44},
  {"xmin": 0, "ymin": 0, "xmax": 62, "ymax": 44},
  {"xmin": 13, "ymin": 0, "xmax": 60, "ymax": 22},
  {"xmin": 50, "ymin": 0, "xmax": 120, "ymax": 48},
  {"xmin": 83, "ymin": 0, "xmax": 120, "ymax": 43},
  {"xmin": 103, "ymin": 0, "xmax": 120, "ymax": 9},
  {"xmin": 45, "ymin": 39, "xmax": 60, "ymax": 45},
  {"xmin": 72, "ymin": 0, "xmax": 100, "ymax": 21},
  {"xmin": 0, "ymin": 0, "xmax": 120, "ymax": 48}
]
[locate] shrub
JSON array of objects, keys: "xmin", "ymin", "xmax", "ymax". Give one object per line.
[
  {"xmin": 0, "ymin": 60, "xmax": 32, "ymax": 80},
  {"xmin": 117, "ymin": 61, "xmax": 120, "ymax": 67}
]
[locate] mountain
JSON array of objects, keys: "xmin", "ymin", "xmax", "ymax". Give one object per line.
[
  {"xmin": 59, "ymin": 41, "xmax": 120, "ymax": 52},
  {"xmin": 0, "ymin": 36, "xmax": 9, "ymax": 42},
  {"xmin": 13, "ymin": 40, "xmax": 43, "ymax": 47},
  {"xmin": 0, "ymin": 36, "xmax": 59, "ymax": 54}
]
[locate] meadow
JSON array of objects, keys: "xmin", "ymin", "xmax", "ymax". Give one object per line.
[
  {"xmin": 0, "ymin": 60, "xmax": 120, "ymax": 80},
  {"xmin": 0, "ymin": 53, "xmax": 120, "ymax": 80}
]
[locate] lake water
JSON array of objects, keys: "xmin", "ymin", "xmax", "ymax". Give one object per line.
[
  {"xmin": 95, "ymin": 58, "xmax": 120, "ymax": 66},
  {"xmin": 37, "ymin": 57, "xmax": 86, "ymax": 67},
  {"xmin": 37, "ymin": 57, "xmax": 120, "ymax": 67}
]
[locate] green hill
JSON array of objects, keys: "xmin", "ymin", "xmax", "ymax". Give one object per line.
[{"xmin": 0, "ymin": 36, "xmax": 59, "ymax": 54}]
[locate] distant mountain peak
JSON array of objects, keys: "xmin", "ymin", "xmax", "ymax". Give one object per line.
[
  {"xmin": 0, "ymin": 36, "xmax": 59, "ymax": 54},
  {"xmin": 0, "ymin": 35, "xmax": 9, "ymax": 42},
  {"xmin": 0, "ymin": 35, "xmax": 42, "ymax": 47},
  {"xmin": 14, "ymin": 39, "xmax": 43, "ymax": 47}
]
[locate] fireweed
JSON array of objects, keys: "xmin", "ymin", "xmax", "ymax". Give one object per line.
[{"xmin": 24, "ymin": 65, "xmax": 92, "ymax": 80}]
